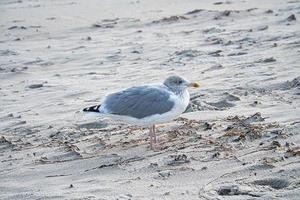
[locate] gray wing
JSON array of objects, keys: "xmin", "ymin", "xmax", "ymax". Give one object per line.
[{"xmin": 101, "ymin": 86, "xmax": 175, "ymax": 119}]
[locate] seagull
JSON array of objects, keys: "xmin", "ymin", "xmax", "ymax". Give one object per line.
[{"xmin": 83, "ymin": 75, "xmax": 200, "ymax": 149}]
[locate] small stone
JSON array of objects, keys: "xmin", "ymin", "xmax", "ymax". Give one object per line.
[
  {"xmin": 158, "ymin": 170, "xmax": 171, "ymax": 178},
  {"xmin": 214, "ymin": 2, "xmax": 223, "ymax": 5},
  {"xmin": 186, "ymin": 9, "xmax": 204, "ymax": 15},
  {"xmin": 163, "ymin": 191, "xmax": 170, "ymax": 195},
  {"xmin": 265, "ymin": 9, "xmax": 273, "ymax": 14},
  {"xmin": 204, "ymin": 122, "xmax": 213, "ymax": 130},
  {"xmin": 212, "ymin": 152, "xmax": 220, "ymax": 158},
  {"xmin": 286, "ymin": 14, "xmax": 296, "ymax": 21},
  {"xmin": 271, "ymin": 141, "xmax": 281, "ymax": 148},
  {"xmin": 28, "ymin": 83, "xmax": 43, "ymax": 89},
  {"xmin": 262, "ymin": 57, "xmax": 276, "ymax": 63},
  {"xmin": 18, "ymin": 121, "xmax": 26, "ymax": 125},
  {"xmin": 222, "ymin": 10, "xmax": 231, "ymax": 16},
  {"xmin": 218, "ymin": 185, "xmax": 239, "ymax": 195}
]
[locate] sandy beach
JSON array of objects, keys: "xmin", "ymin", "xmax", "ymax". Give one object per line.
[{"xmin": 0, "ymin": 0, "xmax": 300, "ymax": 199}]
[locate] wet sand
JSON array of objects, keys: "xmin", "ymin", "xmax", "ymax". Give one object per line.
[{"xmin": 0, "ymin": 0, "xmax": 299, "ymax": 199}]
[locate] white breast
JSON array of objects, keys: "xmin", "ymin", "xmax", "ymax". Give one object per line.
[{"xmin": 169, "ymin": 89, "xmax": 190, "ymax": 115}]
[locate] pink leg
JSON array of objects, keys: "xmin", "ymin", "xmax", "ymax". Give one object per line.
[
  {"xmin": 149, "ymin": 127, "xmax": 154, "ymax": 150},
  {"xmin": 152, "ymin": 125, "xmax": 157, "ymax": 143}
]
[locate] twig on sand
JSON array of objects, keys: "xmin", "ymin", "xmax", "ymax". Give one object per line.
[
  {"xmin": 200, "ymin": 171, "xmax": 234, "ymax": 191},
  {"xmin": 84, "ymin": 156, "xmax": 145, "ymax": 172},
  {"xmin": 45, "ymin": 174, "xmax": 72, "ymax": 178}
]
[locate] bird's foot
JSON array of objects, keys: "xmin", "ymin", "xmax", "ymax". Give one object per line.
[
  {"xmin": 156, "ymin": 137, "xmax": 168, "ymax": 145},
  {"xmin": 150, "ymin": 139, "xmax": 168, "ymax": 151},
  {"xmin": 150, "ymin": 143, "xmax": 163, "ymax": 151}
]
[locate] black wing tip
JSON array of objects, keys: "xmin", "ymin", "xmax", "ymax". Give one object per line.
[
  {"xmin": 83, "ymin": 105, "xmax": 101, "ymax": 113},
  {"xmin": 82, "ymin": 107, "xmax": 90, "ymax": 112}
]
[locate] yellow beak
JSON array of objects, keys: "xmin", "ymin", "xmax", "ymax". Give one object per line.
[{"xmin": 188, "ymin": 82, "xmax": 200, "ymax": 88}]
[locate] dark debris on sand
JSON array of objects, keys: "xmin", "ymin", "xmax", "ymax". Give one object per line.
[
  {"xmin": 166, "ymin": 154, "xmax": 190, "ymax": 166},
  {"xmin": 28, "ymin": 83, "xmax": 44, "ymax": 89},
  {"xmin": 152, "ymin": 15, "xmax": 188, "ymax": 24},
  {"xmin": 252, "ymin": 178, "xmax": 289, "ymax": 189},
  {"xmin": 185, "ymin": 9, "xmax": 204, "ymax": 15},
  {"xmin": 286, "ymin": 14, "xmax": 296, "ymax": 21},
  {"xmin": 223, "ymin": 113, "xmax": 274, "ymax": 141},
  {"xmin": 217, "ymin": 185, "xmax": 260, "ymax": 197}
]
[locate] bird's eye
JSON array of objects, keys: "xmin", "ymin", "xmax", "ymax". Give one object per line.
[{"xmin": 178, "ymin": 80, "xmax": 183, "ymax": 84}]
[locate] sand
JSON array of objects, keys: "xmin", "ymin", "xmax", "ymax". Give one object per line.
[{"xmin": 0, "ymin": 0, "xmax": 300, "ymax": 199}]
